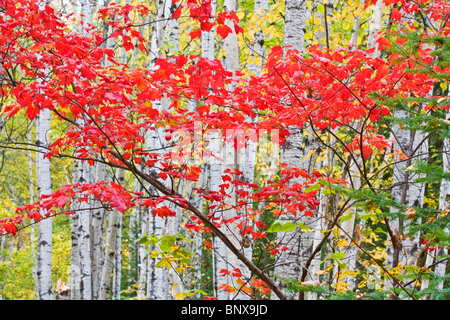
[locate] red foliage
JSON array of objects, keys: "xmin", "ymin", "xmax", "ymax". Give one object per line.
[{"xmin": 0, "ymin": 2, "xmax": 448, "ymax": 288}]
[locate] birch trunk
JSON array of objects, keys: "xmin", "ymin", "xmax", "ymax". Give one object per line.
[
  {"xmin": 69, "ymin": 0, "xmax": 94, "ymax": 300},
  {"xmin": 90, "ymin": 162, "xmax": 106, "ymax": 299},
  {"xmin": 98, "ymin": 170, "xmax": 124, "ymax": 300},
  {"xmin": 191, "ymin": 166, "xmax": 207, "ymax": 297},
  {"xmin": 367, "ymin": 0, "xmax": 386, "ymax": 57},
  {"xmin": 387, "ymin": 108, "xmax": 428, "ymax": 294},
  {"xmin": 272, "ymin": 0, "xmax": 307, "ymax": 300},
  {"xmin": 112, "ymin": 206, "xmax": 122, "ymax": 300},
  {"xmin": 210, "ymin": 0, "xmax": 252, "ymax": 300},
  {"xmin": 247, "ymin": 0, "xmax": 268, "ymax": 77},
  {"xmin": 89, "ymin": 0, "xmax": 112, "ymax": 300},
  {"xmin": 350, "ymin": 0, "xmax": 365, "ymax": 48},
  {"xmin": 145, "ymin": 0, "xmax": 172, "ymax": 299},
  {"xmin": 283, "ymin": 0, "xmax": 307, "ymax": 54},
  {"xmin": 35, "ymin": 108, "xmax": 53, "ymax": 300},
  {"xmin": 195, "ymin": 0, "xmax": 227, "ymax": 300},
  {"xmin": 70, "ymin": 163, "xmax": 81, "ymax": 300},
  {"xmin": 74, "ymin": 153, "xmax": 93, "ymax": 300},
  {"xmin": 34, "ymin": 1, "xmax": 54, "ymax": 300}
]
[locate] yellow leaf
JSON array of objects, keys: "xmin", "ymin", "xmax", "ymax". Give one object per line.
[
  {"xmin": 305, "ymin": 149, "xmax": 316, "ymax": 160},
  {"xmin": 255, "ymin": 8, "xmax": 265, "ymax": 15},
  {"xmin": 174, "ymin": 292, "xmax": 186, "ymax": 300},
  {"xmin": 299, "ymin": 280, "xmax": 321, "ymax": 286},
  {"xmin": 316, "ymin": 270, "xmax": 327, "ymax": 275},
  {"xmin": 335, "ymin": 238, "xmax": 348, "ymax": 248},
  {"xmin": 402, "ymin": 208, "xmax": 416, "ymax": 220},
  {"xmin": 439, "ymin": 209, "xmax": 449, "ymax": 218}
]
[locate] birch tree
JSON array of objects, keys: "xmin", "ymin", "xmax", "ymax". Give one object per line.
[
  {"xmin": 98, "ymin": 169, "xmax": 124, "ymax": 300},
  {"xmin": 35, "ymin": 108, "xmax": 53, "ymax": 300},
  {"xmin": 69, "ymin": 0, "xmax": 94, "ymax": 300},
  {"xmin": 34, "ymin": 0, "xmax": 54, "ymax": 301},
  {"xmin": 272, "ymin": 0, "xmax": 308, "ymax": 300}
]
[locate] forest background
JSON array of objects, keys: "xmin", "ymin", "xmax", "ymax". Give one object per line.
[{"xmin": 0, "ymin": 0, "xmax": 449, "ymax": 300}]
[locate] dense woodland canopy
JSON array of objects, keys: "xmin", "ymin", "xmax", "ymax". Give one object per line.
[{"xmin": 0, "ymin": 0, "xmax": 449, "ymax": 300}]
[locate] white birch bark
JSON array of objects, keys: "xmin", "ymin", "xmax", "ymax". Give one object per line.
[
  {"xmin": 70, "ymin": 163, "xmax": 81, "ymax": 300},
  {"xmin": 192, "ymin": 166, "xmax": 208, "ymax": 297},
  {"xmin": 89, "ymin": 0, "xmax": 111, "ymax": 299},
  {"xmin": 350, "ymin": 0, "xmax": 365, "ymax": 48},
  {"xmin": 74, "ymin": 152, "xmax": 93, "ymax": 300},
  {"xmin": 90, "ymin": 162, "xmax": 106, "ymax": 300},
  {"xmin": 239, "ymin": 3, "xmax": 268, "ymax": 290},
  {"xmin": 328, "ymin": 0, "xmax": 383, "ymax": 294},
  {"xmin": 163, "ymin": 0, "xmax": 184, "ymax": 298},
  {"xmin": 98, "ymin": 170, "xmax": 123, "ymax": 300},
  {"xmin": 34, "ymin": 0, "xmax": 54, "ymax": 301},
  {"xmin": 247, "ymin": 0, "xmax": 268, "ymax": 77},
  {"xmin": 35, "ymin": 108, "xmax": 53, "ymax": 300},
  {"xmin": 135, "ymin": 168, "xmax": 149, "ymax": 299},
  {"xmin": 145, "ymin": 0, "xmax": 172, "ymax": 300},
  {"xmin": 337, "ymin": 157, "xmax": 361, "ymax": 291},
  {"xmin": 272, "ymin": 0, "xmax": 308, "ymax": 300},
  {"xmin": 283, "ymin": 0, "xmax": 307, "ymax": 54},
  {"xmin": 210, "ymin": 0, "xmax": 252, "ymax": 300},
  {"xmin": 367, "ymin": 0, "xmax": 386, "ymax": 57},
  {"xmin": 112, "ymin": 204, "xmax": 123, "ymax": 300},
  {"xmin": 69, "ymin": 0, "xmax": 94, "ymax": 300},
  {"xmin": 387, "ymin": 108, "xmax": 428, "ymax": 292}
]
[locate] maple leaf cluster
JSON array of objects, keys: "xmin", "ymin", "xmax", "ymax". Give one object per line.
[{"xmin": 0, "ymin": 0, "xmax": 446, "ymax": 230}]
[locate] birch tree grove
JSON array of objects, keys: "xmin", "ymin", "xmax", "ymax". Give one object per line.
[{"xmin": 0, "ymin": 0, "xmax": 450, "ymax": 302}]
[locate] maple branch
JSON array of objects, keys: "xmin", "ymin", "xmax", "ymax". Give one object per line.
[{"xmin": 107, "ymin": 149, "xmax": 288, "ymax": 300}]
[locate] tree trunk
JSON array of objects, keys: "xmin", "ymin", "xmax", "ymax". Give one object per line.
[
  {"xmin": 272, "ymin": 0, "xmax": 308, "ymax": 300},
  {"xmin": 387, "ymin": 108, "xmax": 428, "ymax": 296},
  {"xmin": 69, "ymin": 0, "xmax": 95, "ymax": 300},
  {"xmin": 98, "ymin": 171, "xmax": 124, "ymax": 300},
  {"xmin": 145, "ymin": 0, "xmax": 172, "ymax": 300},
  {"xmin": 367, "ymin": 0, "xmax": 386, "ymax": 57},
  {"xmin": 35, "ymin": 108, "xmax": 53, "ymax": 300},
  {"xmin": 350, "ymin": 0, "xmax": 365, "ymax": 48},
  {"xmin": 90, "ymin": 162, "xmax": 106, "ymax": 300}
]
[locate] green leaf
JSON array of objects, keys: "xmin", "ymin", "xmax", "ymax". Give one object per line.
[
  {"xmin": 139, "ymin": 234, "xmax": 159, "ymax": 246},
  {"xmin": 317, "ymin": 4, "xmax": 324, "ymax": 14},
  {"xmin": 267, "ymin": 220, "xmax": 297, "ymax": 233},
  {"xmin": 303, "ymin": 183, "xmax": 321, "ymax": 193},
  {"xmin": 322, "ymin": 188, "xmax": 335, "ymax": 195},
  {"xmin": 374, "ymin": 227, "xmax": 387, "ymax": 234},
  {"xmin": 194, "ymin": 289, "xmax": 208, "ymax": 295},
  {"xmin": 331, "ymin": 252, "xmax": 346, "ymax": 260},
  {"xmin": 176, "ymin": 232, "xmax": 192, "ymax": 243},
  {"xmin": 341, "ymin": 212, "xmax": 354, "ymax": 223},
  {"xmin": 297, "ymin": 221, "xmax": 313, "ymax": 232}
]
